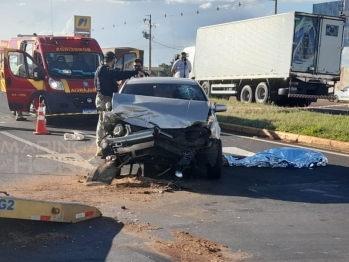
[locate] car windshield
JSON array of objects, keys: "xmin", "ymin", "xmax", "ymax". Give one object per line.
[
  {"xmin": 121, "ymin": 83, "xmax": 208, "ymax": 101},
  {"xmin": 44, "ymin": 52, "xmax": 103, "ymax": 78}
]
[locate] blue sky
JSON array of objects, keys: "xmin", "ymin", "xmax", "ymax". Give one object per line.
[{"xmin": 0, "ymin": 0, "xmax": 347, "ymax": 67}]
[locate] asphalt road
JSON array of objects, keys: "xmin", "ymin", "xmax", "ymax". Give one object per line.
[
  {"xmin": 0, "ymin": 94, "xmax": 349, "ymax": 262},
  {"xmin": 307, "ymin": 100, "xmax": 349, "ymax": 115}
]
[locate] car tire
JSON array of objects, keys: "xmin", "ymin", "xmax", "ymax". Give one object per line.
[
  {"xmin": 144, "ymin": 163, "xmax": 173, "ymax": 178},
  {"xmin": 40, "ymin": 98, "xmax": 54, "ymax": 125},
  {"xmin": 206, "ymin": 139, "xmax": 222, "ymax": 179}
]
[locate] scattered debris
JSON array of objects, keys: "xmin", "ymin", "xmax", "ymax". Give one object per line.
[
  {"xmin": 150, "ymin": 230, "xmax": 251, "ymax": 262},
  {"xmin": 124, "ymin": 222, "xmax": 162, "ymax": 232},
  {"xmin": 63, "ymin": 132, "xmax": 85, "ymax": 141}
]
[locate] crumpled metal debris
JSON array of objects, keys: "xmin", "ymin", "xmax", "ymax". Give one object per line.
[
  {"xmin": 111, "ymin": 93, "xmax": 210, "ymax": 129},
  {"xmin": 64, "ymin": 132, "xmax": 85, "ymax": 141},
  {"xmin": 223, "ymin": 147, "xmax": 328, "ymax": 168}
]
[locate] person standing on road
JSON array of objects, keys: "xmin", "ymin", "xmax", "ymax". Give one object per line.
[
  {"xmin": 171, "ymin": 52, "xmax": 192, "ymax": 78},
  {"xmin": 94, "ymin": 51, "xmax": 144, "ymax": 156},
  {"xmin": 119, "ymin": 58, "xmax": 150, "ymax": 90},
  {"xmin": 133, "ymin": 59, "xmax": 150, "ymax": 77}
]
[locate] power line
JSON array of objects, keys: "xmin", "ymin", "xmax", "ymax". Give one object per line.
[
  {"xmin": 151, "ymin": 39, "xmax": 183, "ymax": 50},
  {"xmin": 91, "ymin": 0, "xmax": 270, "ymax": 32},
  {"xmin": 118, "ymin": 37, "xmax": 144, "ymax": 46}
]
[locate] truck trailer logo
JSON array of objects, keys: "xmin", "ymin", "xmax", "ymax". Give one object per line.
[{"xmin": 326, "ymin": 25, "xmax": 339, "ymax": 37}]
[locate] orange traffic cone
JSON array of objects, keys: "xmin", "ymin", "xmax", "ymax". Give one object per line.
[{"xmin": 33, "ymin": 103, "xmax": 50, "ymax": 135}]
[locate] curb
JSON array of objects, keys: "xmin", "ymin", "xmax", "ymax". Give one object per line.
[{"xmin": 219, "ymin": 122, "xmax": 349, "ymax": 154}]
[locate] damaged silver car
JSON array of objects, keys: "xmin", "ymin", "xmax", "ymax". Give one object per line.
[{"xmin": 91, "ymin": 77, "xmax": 227, "ymax": 184}]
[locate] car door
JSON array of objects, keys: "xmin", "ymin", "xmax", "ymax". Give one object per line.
[
  {"xmin": 4, "ymin": 48, "xmax": 45, "ymax": 111},
  {"xmin": 0, "ymin": 50, "xmax": 6, "ymax": 92}
]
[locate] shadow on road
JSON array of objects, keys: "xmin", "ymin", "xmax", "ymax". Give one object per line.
[
  {"xmin": 0, "ymin": 216, "xmax": 123, "ymax": 262},
  {"xmin": 178, "ymin": 164, "xmax": 349, "ymax": 204}
]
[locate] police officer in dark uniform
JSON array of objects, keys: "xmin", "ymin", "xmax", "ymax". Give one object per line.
[{"xmin": 94, "ymin": 51, "xmax": 144, "ymax": 156}]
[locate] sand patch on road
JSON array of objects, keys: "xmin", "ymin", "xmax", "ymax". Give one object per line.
[
  {"xmin": 151, "ymin": 230, "xmax": 251, "ymax": 262},
  {"xmin": 6, "ymin": 174, "xmax": 176, "ymax": 207}
]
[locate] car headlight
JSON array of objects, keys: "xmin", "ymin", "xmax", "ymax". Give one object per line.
[
  {"xmin": 113, "ymin": 124, "xmax": 124, "ymax": 137},
  {"xmin": 48, "ymin": 78, "xmax": 64, "ymax": 90}
]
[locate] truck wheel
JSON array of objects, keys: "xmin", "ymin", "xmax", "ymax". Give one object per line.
[
  {"xmin": 206, "ymin": 139, "xmax": 222, "ymax": 179},
  {"xmin": 255, "ymin": 82, "xmax": 269, "ymax": 104},
  {"xmin": 240, "ymin": 85, "xmax": 254, "ymax": 103},
  {"xmin": 202, "ymin": 81, "xmax": 211, "ymax": 97},
  {"xmin": 334, "ymin": 95, "xmax": 339, "ymax": 103}
]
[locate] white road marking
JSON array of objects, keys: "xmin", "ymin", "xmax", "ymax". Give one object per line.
[
  {"xmin": 221, "ymin": 132, "xmax": 349, "ymax": 158},
  {"xmin": 223, "ymin": 147, "xmax": 254, "ymax": 157},
  {"xmin": 34, "ymin": 153, "xmax": 95, "ymax": 169},
  {"xmin": 0, "ymin": 131, "xmax": 95, "ymax": 169},
  {"xmin": 0, "ymin": 131, "xmax": 56, "ymax": 154}
]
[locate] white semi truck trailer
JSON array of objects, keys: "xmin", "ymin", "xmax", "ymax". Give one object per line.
[{"xmin": 187, "ymin": 11, "xmax": 345, "ymax": 106}]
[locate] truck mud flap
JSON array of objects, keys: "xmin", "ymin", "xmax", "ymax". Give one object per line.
[{"xmin": 0, "ymin": 194, "xmax": 101, "ymax": 223}]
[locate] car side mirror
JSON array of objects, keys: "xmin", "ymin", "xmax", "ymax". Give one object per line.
[
  {"xmin": 214, "ymin": 104, "xmax": 227, "ymax": 112},
  {"xmin": 33, "ymin": 68, "xmax": 45, "ymax": 81}
]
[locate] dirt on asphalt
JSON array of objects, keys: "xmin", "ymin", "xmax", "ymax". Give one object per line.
[{"xmin": 4, "ymin": 173, "xmax": 252, "ymax": 262}]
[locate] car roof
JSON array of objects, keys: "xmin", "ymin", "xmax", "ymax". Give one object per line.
[{"xmin": 125, "ymin": 77, "xmax": 197, "ymax": 85}]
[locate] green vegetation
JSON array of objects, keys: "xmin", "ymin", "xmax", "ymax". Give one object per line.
[{"xmin": 212, "ymin": 98, "xmax": 349, "ymax": 142}]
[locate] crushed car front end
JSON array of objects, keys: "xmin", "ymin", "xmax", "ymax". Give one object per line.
[{"xmin": 100, "ymin": 93, "xmax": 223, "ymax": 179}]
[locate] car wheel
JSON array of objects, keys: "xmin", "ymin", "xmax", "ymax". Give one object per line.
[
  {"xmin": 144, "ymin": 163, "xmax": 173, "ymax": 178},
  {"xmin": 40, "ymin": 98, "xmax": 54, "ymax": 125},
  {"xmin": 206, "ymin": 139, "xmax": 222, "ymax": 179}
]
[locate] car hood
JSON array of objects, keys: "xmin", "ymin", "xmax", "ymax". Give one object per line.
[{"xmin": 111, "ymin": 93, "xmax": 210, "ymax": 129}]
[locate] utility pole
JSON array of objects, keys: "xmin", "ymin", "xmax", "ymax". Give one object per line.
[
  {"xmin": 142, "ymin": 15, "xmax": 155, "ymax": 71},
  {"xmin": 274, "ymin": 0, "xmax": 277, "ymax": 14}
]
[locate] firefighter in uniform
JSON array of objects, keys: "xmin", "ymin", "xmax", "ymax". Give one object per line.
[{"xmin": 94, "ymin": 51, "xmax": 144, "ymax": 156}]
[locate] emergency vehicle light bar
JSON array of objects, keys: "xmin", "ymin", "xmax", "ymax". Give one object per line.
[{"xmin": 17, "ymin": 34, "xmax": 53, "ymax": 37}]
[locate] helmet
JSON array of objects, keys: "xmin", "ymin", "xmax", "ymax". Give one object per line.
[{"xmin": 104, "ymin": 51, "xmax": 116, "ymax": 61}]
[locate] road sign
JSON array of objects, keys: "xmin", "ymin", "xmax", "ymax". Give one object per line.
[{"xmin": 74, "ymin": 15, "xmax": 91, "ymax": 37}]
